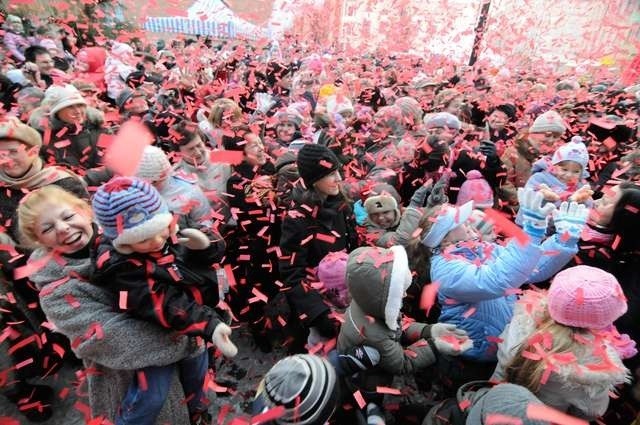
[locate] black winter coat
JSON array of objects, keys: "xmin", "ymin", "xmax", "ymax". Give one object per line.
[
  {"xmin": 574, "ymin": 225, "xmax": 640, "ymax": 351},
  {"xmin": 40, "ymin": 117, "xmax": 107, "ymax": 187},
  {"xmin": 279, "ymin": 186, "xmax": 357, "ymax": 325},
  {"xmin": 91, "ymin": 233, "xmax": 226, "ymax": 340}
]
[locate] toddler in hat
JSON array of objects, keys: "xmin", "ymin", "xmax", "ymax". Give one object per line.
[
  {"xmin": 252, "ymin": 354, "xmax": 339, "ymax": 425},
  {"xmin": 409, "ymin": 188, "xmax": 583, "ymax": 369},
  {"xmin": 516, "ymin": 136, "xmax": 593, "ymax": 224},
  {"xmin": 493, "ymin": 265, "xmax": 632, "ymax": 420},
  {"xmin": 91, "ymin": 177, "xmax": 236, "ymax": 424},
  {"xmin": 317, "ymin": 251, "xmax": 350, "ymax": 311},
  {"xmin": 360, "ymin": 182, "xmax": 430, "ymax": 248}
]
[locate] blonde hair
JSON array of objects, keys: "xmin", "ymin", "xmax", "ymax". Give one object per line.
[
  {"xmin": 208, "ymin": 98, "xmax": 242, "ymax": 128},
  {"xmin": 18, "ymin": 185, "xmax": 92, "ymax": 247},
  {"xmin": 407, "ymin": 204, "xmax": 447, "ymax": 277},
  {"xmin": 505, "ymin": 310, "xmax": 590, "ymax": 393}
]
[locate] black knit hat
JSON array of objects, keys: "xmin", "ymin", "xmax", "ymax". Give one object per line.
[
  {"xmin": 296, "ymin": 144, "xmax": 340, "ymax": 188},
  {"xmin": 492, "ymin": 103, "xmax": 517, "ymax": 121},
  {"xmin": 222, "ymin": 126, "xmax": 253, "ymax": 152}
]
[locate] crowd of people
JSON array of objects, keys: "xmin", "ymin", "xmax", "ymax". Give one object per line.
[{"xmin": 1, "ymin": 11, "xmax": 640, "ymax": 425}]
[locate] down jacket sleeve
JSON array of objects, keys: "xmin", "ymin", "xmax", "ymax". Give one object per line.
[
  {"xmin": 375, "ymin": 207, "xmax": 423, "ymax": 248},
  {"xmin": 527, "ymin": 234, "xmax": 577, "ymax": 283},
  {"xmin": 434, "ymin": 240, "xmax": 543, "ymax": 303},
  {"xmin": 92, "ymin": 259, "xmax": 221, "ymax": 340},
  {"xmin": 340, "ymin": 305, "xmax": 436, "ymax": 375}
]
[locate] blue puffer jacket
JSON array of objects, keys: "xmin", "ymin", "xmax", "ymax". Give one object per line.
[{"xmin": 432, "ymin": 235, "xmax": 577, "ymax": 361}]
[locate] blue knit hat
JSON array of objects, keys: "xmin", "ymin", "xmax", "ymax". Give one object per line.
[{"xmin": 92, "ymin": 177, "xmax": 173, "ymax": 252}]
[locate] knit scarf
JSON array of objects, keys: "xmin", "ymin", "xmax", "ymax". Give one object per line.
[
  {"xmin": 581, "ymin": 222, "xmax": 614, "ymax": 246},
  {"xmin": 0, "ymin": 156, "xmax": 78, "ymax": 190}
]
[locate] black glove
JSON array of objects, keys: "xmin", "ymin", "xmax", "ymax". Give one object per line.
[
  {"xmin": 426, "ymin": 174, "xmax": 450, "ymax": 208},
  {"xmin": 338, "ymin": 345, "xmax": 381, "ymax": 376},
  {"xmin": 479, "ymin": 139, "xmax": 496, "ymax": 156},
  {"xmin": 310, "ymin": 312, "xmax": 337, "ymax": 338},
  {"xmin": 479, "ymin": 140, "xmax": 499, "ymax": 166}
]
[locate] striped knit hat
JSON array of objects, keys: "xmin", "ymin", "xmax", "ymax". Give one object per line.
[{"xmin": 92, "ymin": 177, "xmax": 173, "ymax": 252}]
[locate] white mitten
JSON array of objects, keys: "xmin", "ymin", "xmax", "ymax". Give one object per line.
[
  {"xmin": 212, "ymin": 323, "xmax": 238, "ymax": 358},
  {"xmin": 431, "ymin": 323, "xmax": 473, "ymax": 356},
  {"xmin": 178, "ymin": 228, "xmax": 211, "ymax": 250}
]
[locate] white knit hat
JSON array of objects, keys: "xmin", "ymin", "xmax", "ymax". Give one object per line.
[
  {"xmin": 325, "ymin": 95, "xmax": 354, "ymax": 116},
  {"xmin": 46, "ymin": 85, "xmax": 87, "ymax": 118},
  {"xmin": 136, "ymin": 146, "xmax": 173, "ymax": 183},
  {"xmin": 552, "ymin": 136, "xmax": 589, "ymax": 169},
  {"xmin": 110, "ymin": 41, "xmax": 133, "ymax": 59},
  {"xmin": 423, "ymin": 112, "xmax": 462, "ymax": 131},
  {"xmin": 530, "ymin": 110, "xmax": 567, "ymax": 134}
]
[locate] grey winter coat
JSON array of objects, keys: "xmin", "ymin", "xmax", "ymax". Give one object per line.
[
  {"xmin": 30, "ymin": 248, "xmax": 202, "ymax": 424},
  {"xmin": 363, "ymin": 206, "xmax": 423, "ymax": 248},
  {"xmin": 337, "ymin": 245, "xmax": 436, "ymax": 375},
  {"xmin": 491, "ymin": 292, "xmax": 630, "ymax": 420}
]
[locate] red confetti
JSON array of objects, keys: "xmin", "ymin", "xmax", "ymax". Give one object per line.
[
  {"xmin": 353, "ymin": 390, "xmax": 366, "ymax": 409},
  {"xmin": 251, "ymin": 405, "xmax": 285, "ymax": 424},
  {"xmin": 104, "ymin": 121, "xmax": 153, "ymax": 176},
  {"xmin": 419, "ymin": 282, "xmax": 440, "ymax": 315},
  {"xmin": 484, "ymin": 209, "xmax": 530, "ymax": 246},
  {"xmin": 526, "ymin": 403, "xmax": 587, "ymax": 425},
  {"xmin": 210, "ymin": 150, "xmax": 244, "ymax": 164}
]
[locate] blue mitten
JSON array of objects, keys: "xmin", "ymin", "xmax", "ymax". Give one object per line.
[
  {"xmin": 552, "ymin": 201, "xmax": 588, "ymax": 244},
  {"xmin": 517, "ymin": 188, "xmax": 556, "ymax": 239}
]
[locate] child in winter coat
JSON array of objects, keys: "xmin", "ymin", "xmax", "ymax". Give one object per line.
[
  {"xmin": 516, "ymin": 136, "xmax": 593, "ymax": 226},
  {"xmin": 17, "ymin": 184, "xmax": 214, "ymax": 424},
  {"xmin": 317, "ymin": 251, "xmax": 350, "ymax": 311},
  {"xmin": 90, "ymin": 177, "xmax": 237, "ymax": 424},
  {"xmin": 360, "ymin": 183, "xmax": 429, "ymax": 248},
  {"xmin": 411, "ymin": 188, "xmax": 584, "ymax": 365},
  {"xmin": 252, "ymin": 354, "xmax": 339, "ymax": 425},
  {"xmin": 493, "ymin": 266, "xmax": 632, "ymax": 420},
  {"xmin": 337, "ymin": 245, "xmax": 472, "ymax": 404},
  {"xmin": 136, "ymin": 145, "xmax": 218, "ymax": 231}
]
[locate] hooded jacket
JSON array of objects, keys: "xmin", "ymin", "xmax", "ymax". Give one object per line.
[
  {"xmin": 492, "ymin": 292, "xmax": 630, "ymax": 419},
  {"xmin": 432, "ymin": 235, "xmax": 576, "ymax": 362},
  {"xmin": 29, "ymin": 248, "xmax": 200, "ymax": 423},
  {"xmin": 338, "ymin": 246, "xmax": 437, "ymax": 375}
]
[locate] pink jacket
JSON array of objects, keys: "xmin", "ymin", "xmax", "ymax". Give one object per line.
[{"xmin": 3, "ymin": 31, "xmax": 31, "ymax": 62}]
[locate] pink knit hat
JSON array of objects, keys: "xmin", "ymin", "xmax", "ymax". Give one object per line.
[
  {"xmin": 317, "ymin": 251, "xmax": 349, "ymax": 308},
  {"xmin": 456, "ymin": 170, "xmax": 494, "ymax": 209},
  {"xmin": 548, "ymin": 266, "xmax": 627, "ymax": 330}
]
